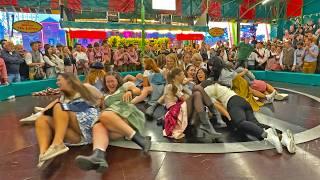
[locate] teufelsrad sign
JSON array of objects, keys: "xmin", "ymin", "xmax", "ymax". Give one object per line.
[
  {"xmin": 13, "ymin": 20, "xmax": 43, "ymax": 33},
  {"xmin": 209, "ymin": 27, "xmax": 224, "ymax": 37}
]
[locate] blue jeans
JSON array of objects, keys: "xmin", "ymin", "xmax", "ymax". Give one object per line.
[{"xmin": 8, "ymin": 73, "xmax": 21, "ymax": 83}]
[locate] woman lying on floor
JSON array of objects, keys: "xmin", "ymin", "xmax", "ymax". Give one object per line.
[
  {"xmin": 201, "ymin": 80, "xmax": 296, "ymax": 154},
  {"xmin": 161, "ymin": 68, "xmax": 221, "ymax": 142},
  {"xmin": 35, "ymin": 73, "xmax": 103, "ymax": 168},
  {"xmin": 75, "ymin": 72, "xmax": 151, "ymax": 173},
  {"xmin": 123, "ymin": 57, "xmax": 166, "ymax": 105}
]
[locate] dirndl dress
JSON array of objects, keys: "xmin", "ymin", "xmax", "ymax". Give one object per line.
[
  {"xmin": 59, "ymin": 95, "xmax": 99, "ymax": 146},
  {"xmin": 103, "ymin": 85, "xmax": 145, "ymax": 133}
]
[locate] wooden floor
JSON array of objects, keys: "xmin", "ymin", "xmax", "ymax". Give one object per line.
[{"xmin": 0, "ymin": 82, "xmax": 320, "ymax": 180}]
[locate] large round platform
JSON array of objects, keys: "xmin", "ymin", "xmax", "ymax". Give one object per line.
[
  {"xmin": 108, "ymin": 87, "xmax": 320, "ymax": 153},
  {"xmin": 1, "ymin": 82, "xmax": 320, "ymax": 180}
]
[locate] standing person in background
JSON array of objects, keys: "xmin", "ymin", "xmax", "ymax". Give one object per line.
[
  {"xmin": 15, "ymin": 44, "xmax": 29, "ymax": 81},
  {"xmin": 294, "ymin": 41, "xmax": 305, "ymax": 72},
  {"xmin": 0, "ymin": 39, "xmax": 7, "ymax": 52},
  {"xmin": 303, "ymin": 37, "xmax": 319, "ymax": 73},
  {"xmin": 235, "ymin": 37, "xmax": 255, "ymax": 69},
  {"xmin": 254, "ymin": 42, "xmax": 270, "ymax": 70},
  {"xmin": 250, "ymin": 35, "xmax": 258, "ymax": 47},
  {"xmin": 0, "ymin": 57, "xmax": 8, "ymax": 85},
  {"xmin": 56, "ymin": 43, "xmax": 64, "ymax": 59},
  {"xmin": 145, "ymin": 45, "xmax": 156, "ymax": 59},
  {"xmin": 73, "ymin": 43, "xmax": 89, "ymax": 75},
  {"xmin": 86, "ymin": 44, "xmax": 94, "ymax": 65},
  {"xmin": 1, "ymin": 41, "xmax": 24, "ymax": 83},
  {"xmin": 36, "ymin": 41, "xmax": 44, "ymax": 55},
  {"xmin": 126, "ymin": 44, "xmax": 139, "ymax": 71},
  {"xmin": 280, "ymin": 40, "xmax": 296, "ymax": 72},
  {"xmin": 113, "ymin": 45, "xmax": 127, "ymax": 72},
  {"xmin": 93, "ymin": 42, "xmax": 103, "ymax": 64},
  {"xmin": 43, "ymin": 45, "xmax": 64, "ymax": 78},
  {"xmin": 101, "ymin": 39, "xmax": 112, "ymax": 71},
  {"xmin": 25, "ymin": 42, "xmax": 45, "ymax": 80},
  {"xmin": 63, "ymin": 46, "xmax": 77, "ymax": 75}
]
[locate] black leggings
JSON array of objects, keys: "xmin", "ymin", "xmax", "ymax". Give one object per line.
[
  {"xmin": 186, "ymin": 85, "xmax": 215, "ymax": 125},
  {"xmin": 227, "ymin": 96, "xmax": 265, "ymax": 140}
]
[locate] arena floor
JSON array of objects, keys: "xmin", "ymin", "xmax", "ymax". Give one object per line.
[{"xmin": 0, "ymin": 81, "xmax": 320, "ymax": 180}]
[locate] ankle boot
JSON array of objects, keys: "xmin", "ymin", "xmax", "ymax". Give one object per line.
[
  {"xmin": 75, "ymin": 149, "xmax": 108, "ymax": 173},
  {"xmin": 145, "ymin": 102, "xmax": 160, "ymax": 117},
  {"xmin": 131, "ymin": 132, "xmax": 152, "ymax": 153},
  {"xmin": 197, "ymin": 112, "xmax": 222, "ymax": 138}
]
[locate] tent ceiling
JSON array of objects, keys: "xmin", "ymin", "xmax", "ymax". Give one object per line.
[{"xmin": 0, "ymin": 0, "xmax": 319, "ymax": 21}]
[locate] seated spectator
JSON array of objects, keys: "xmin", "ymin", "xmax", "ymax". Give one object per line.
[{"xmin": 1, "ymin": 41, "xmax": 24, "ymax": 83}]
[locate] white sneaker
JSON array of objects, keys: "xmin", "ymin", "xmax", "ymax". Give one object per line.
[
  {"xmin": 265, "ymin": 128, "xmax": 283, "ymax": 154},
  {"xmin": 20, "ymin": 112, "xmax": 42, "ymax": 123},
  {"xmin": 37, "ymin": 154, "xmax": 54, "ymax": 169},
  {"xmin": 34, "ymin": 106, "xmax": 44, "ymax": 113},
  {"xmin": 266, "ymin": 90, "xmax": 276, "ymax": 101},
  {"xmin": 275, "ymin": 93, "xmax": 288, "ymax": 101},
  {"xmin": 281, "ymin": 129, "xmax": 296, "ymax": 154}
]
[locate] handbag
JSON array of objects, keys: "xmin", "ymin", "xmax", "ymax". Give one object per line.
[{"xmin": 34, "ymin": 66, "xmax": 45, "ymax": 80}]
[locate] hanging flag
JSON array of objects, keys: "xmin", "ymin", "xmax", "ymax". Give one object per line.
[
  {"xmin": 201, "ymin": 0, "xmax": 221, "ymax": 18},
  {"xmin": 286, "ymin": 0, "xmax": 302, "ymax": 17},
  {"xmin": 109, "ymin": 0, "xmax": 135, "ymax": 13},
  {"xmin": 240, "ymin": 0, "xmax": 256, "ymax": 19},
  {"xmin": 0, "ymin": 0, "xmax": 18, "ymax": 6}
]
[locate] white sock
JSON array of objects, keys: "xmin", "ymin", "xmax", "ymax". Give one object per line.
[{"xmin": 127, "ymin": 131, "xmax": 136, "ymax": 140}]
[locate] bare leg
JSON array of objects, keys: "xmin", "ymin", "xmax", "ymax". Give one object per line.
[
  {"xmin": 92, "ymin": 123, "xmax": 109, "ymax": 151},
  {"xmin": 266, "ymin": 83, "xmax": 276, "ymax": 94},
  {"xmin": 131, "ymin": 86, "xmax": 153, "ymax": 104},
  {"xmin": 51, "ymin": 103, "xmax": 81, "ymax": 146},
  {"xmin": 250, "ymin": 87, "xmax": 266, "ymax": 99},
  {"xmin": 99, "ymin": 111, "xmax": 135, "ymax": 138},
  {"xmin": 35, "ymin": 115, "xmax": 53, "ymax": 154}
]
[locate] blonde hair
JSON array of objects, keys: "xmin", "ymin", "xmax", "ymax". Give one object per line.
[
  {"xmin": 191, "ymin": 53, "xmax": 203, "ymax": 62},
  {"xmin": 166, "ymin": 53, "xmax": 180, "ymax": 69},
  {"xmin": 85, "ymin": 69, "xmax": 106, "ymax": 85}
]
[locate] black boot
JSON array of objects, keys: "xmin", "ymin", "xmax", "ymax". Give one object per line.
[
  {"xmin": 75, "ymin": 149, "xmax": 108, "ymax": 173},
  {"xmin": 131, "ymin": 132, "xmax": 152, "ymax": 153},
  {"xmin": 145, "ymin": 102, "xmax": 160, "ymax": 118},
  {"xmin": 197, "ymin": 112, "xmax": 222, "ymax": 139}
]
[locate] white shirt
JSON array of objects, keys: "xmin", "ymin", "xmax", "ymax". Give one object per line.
[
  {"xmin": 254, "ymin": 48, "xmax": 269, "ymax": 64},
  {"xmin": 204, "ymin": 83, "xmax": 236, "ymax": 108},
  {"xmin": 73, "ymin": 51, "xmax": 89, "ymax": 62},
  {"xmin": 25, "ymin": 52, "xmax": 44, "ymax": 65}
]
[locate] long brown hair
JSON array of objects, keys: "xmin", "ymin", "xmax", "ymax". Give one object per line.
[
  {"xmin": 144, "ymin": 57, "xmax": 160, "ymax": 73},
  {"xmin": 58, "ymin": 73, "xmax": 98, "ymax": 105},
  {"xmin": 167, "ymin": 68, "xmax": 183, "ymax": 95},
  {"xmin": 103, "ymin": 71, "xmax": 123, "ymax": 94}
]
